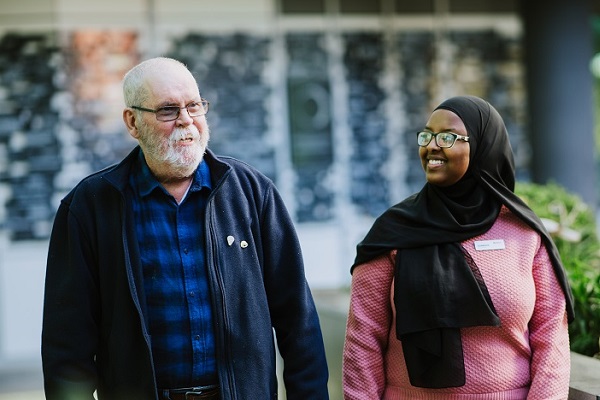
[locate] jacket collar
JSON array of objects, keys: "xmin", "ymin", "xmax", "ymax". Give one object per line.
[
  {"xmin": 133, "ymin": 150, "xmax": 213, "ymax": 198},
  {"xmin": 101, "ymin": 146, "xmax": 231, "ymax": 193}
]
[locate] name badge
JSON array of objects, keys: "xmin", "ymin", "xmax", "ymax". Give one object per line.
[{"xmin": 474, "ymin": 239, "xmax": 505, "ymax": 251}]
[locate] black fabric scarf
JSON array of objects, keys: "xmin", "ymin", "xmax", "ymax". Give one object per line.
[{"xmin": 352, "ymin": 96, "xmax": 575, "ymax": 388}]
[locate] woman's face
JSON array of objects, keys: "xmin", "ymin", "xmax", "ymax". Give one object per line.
[{"xmin": 419, "ymin": 109, "xmax": 470, "ymax": 187}]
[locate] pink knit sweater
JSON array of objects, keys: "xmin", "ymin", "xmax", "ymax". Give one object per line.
[{"xmin": 343, "ymin": 207, "xmax": 570, "ymax": 400}]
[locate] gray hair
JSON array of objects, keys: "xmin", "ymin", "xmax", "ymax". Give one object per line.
[{"xmin": 122, "ymin": 57, "xmax": 192, "ymax": 108}]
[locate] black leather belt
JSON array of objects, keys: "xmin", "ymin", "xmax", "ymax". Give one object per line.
[{"xmin": 160, "ymin": 384, "xmax": 219, "ymax": 400}]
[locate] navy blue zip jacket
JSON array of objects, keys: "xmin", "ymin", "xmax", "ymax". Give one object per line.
[{"xmin": 42, "ymin": 147, "xmax": 329, "ymax": 400}]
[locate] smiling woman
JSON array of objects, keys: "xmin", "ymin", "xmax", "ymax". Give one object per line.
[
  {"xmin": 343, "ymin": 95, "xmax": 574, "ymax": 399},
  {"xmin": 418, "ymin": 109, "xmax": 471, "ymax": 187}
]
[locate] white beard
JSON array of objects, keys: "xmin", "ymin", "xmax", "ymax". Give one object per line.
[{"xmin": 139, "ymin": 122, "xmax": 210, "ymax": 179}]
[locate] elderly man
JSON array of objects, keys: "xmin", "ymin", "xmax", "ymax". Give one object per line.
[{"xmin": 42, "ymin": 57, "xmax": 329, "ymax": 400}]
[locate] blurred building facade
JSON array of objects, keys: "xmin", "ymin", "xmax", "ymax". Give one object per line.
[{"xmin": 0, "ymin": 0, "xmax": 596, "ymax": 376}]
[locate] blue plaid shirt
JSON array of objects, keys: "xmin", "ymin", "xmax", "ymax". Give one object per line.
[{"xmin": 129, "ymin": 152, "xmax": 216, "ymax": 388}]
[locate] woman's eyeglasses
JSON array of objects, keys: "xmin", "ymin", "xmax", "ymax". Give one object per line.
[{"xmin": 417, "ymin": 131, "xmax": 469, "ymax": 148}]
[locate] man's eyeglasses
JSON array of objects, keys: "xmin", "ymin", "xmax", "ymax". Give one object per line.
[
  {"xmin": 417, "ymin": 130, "xmax": 469, "ymax": 148},
  {"xmin": 130, "ymin": 99, "xmax": 210, "ymax": 122}
]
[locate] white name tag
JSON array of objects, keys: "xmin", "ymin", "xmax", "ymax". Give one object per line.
[{"xmin": 474, "ymin": 239, "xmax": 505, "ymax": 251}]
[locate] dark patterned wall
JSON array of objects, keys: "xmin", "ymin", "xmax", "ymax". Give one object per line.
[
  {"xmin": 286, "ymin": 33, "xmax": 334, "ymax": 222},
  {"xmin": 0, "ymin": 28, "xmax": 527, "ymax": 241},
  {"xmin": 0, "ymin": 31, "xmax": 138, "ymax": 241},
  {"xmin": 0, "ymin": 33, "xmax": 62, "ymax": 240},
  {"xmin": 169, "ymin": 33, "xmax": 275, "ymax": 180},
  {"xmin": 344, "ymin": 32, "xmax": 388, "ymax": 216},
  {"xmin": 450, "ymin": 30, "xmax": 529, "ymax": 181},
  {"xmin": 396, "ymin": 31, "xmax": 436, "ymax": 194},
  {"xmin": 65, "ymin": 31, "xmax": 139, "ymax": 172}
]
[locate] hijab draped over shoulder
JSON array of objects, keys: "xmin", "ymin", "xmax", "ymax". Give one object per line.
[{"xmin": 352, "ymin": 95, "xmax": 574, "ymax": 388}]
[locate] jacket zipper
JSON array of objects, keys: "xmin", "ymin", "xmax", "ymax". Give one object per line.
[
  {"xmin": 120, "ymin": 194, "xmax": 160, "ymax": 400},
  {"xmin": 206, "ymin": 186, "xmax": 237, "ymax": 399}
]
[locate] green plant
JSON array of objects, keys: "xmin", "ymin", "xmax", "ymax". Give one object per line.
[{"xmin": 515, "ymin": 182, "xmax": 600, "ymax": 357}]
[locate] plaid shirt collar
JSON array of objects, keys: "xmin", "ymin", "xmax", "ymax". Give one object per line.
[{"xmin": 134, "ymin": 150, "xmax": 212, "ymax": 198}]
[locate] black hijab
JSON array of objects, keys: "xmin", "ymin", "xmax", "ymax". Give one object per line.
[{"xmin": 352, "ymin": 95, "xmax": 574, "ymax": 388}]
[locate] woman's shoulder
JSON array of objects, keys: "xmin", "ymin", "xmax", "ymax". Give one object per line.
[{"xmin": 464, "ymin": 205, "xmax": 542, "ymax": 252}]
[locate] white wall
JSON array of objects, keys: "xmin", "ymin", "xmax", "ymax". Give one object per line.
[{"xmin": 0, "ymin": 235, "xmax": 47, "ymax": 365}]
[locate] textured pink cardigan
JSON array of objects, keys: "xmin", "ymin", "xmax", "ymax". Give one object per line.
[{"xmin": 343, "ymin": 207, "xmax": 570, "ymax": 400}]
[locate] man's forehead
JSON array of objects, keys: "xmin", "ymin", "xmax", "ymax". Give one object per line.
[{"xmin": 144, "ymin": 70, "xmax": 199, "ymax": 99}]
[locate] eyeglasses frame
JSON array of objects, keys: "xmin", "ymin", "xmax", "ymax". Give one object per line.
[
  {"xmin": 130, "ymin": 99, "xmax": 210, "ymax": 122},
  {"xmin": 417, "ymin": 130, "xmax": 470, "ymax": 148}
]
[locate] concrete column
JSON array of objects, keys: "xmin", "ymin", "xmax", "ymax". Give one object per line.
[{"xmin": 521, "ymin": 0, "xmax": 597, "ymax": 208}]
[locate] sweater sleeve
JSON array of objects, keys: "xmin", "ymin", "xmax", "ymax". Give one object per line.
[
  {"xmin": 343, "ymin": 252, "xmax": 395, "ymax": 400},
  {"xmin": 527, "ymin": 242, "xmax": 570, "ymax": 399}
]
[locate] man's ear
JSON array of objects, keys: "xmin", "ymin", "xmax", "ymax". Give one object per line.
[{"xmin": 123, "ymin": 108, "xmax": 140, "ymax": 139}]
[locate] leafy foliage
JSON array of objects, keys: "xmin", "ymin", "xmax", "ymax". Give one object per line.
[{"xmin": 515, "ymin": 182, "xmax": 600, "ymax": 357}]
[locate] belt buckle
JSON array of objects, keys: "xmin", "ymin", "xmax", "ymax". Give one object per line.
[{"xmin": 184, "ymin": 385, "xmax": 217, "ymax": 399}]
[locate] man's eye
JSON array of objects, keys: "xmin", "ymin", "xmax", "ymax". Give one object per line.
[{"xmin": 156, "ymin": 107, "xmax": 178, "ymax": 116}]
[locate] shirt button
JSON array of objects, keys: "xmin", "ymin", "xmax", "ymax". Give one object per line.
[
  {"xmin": 190, "ymin": 291, "xmax": 195, "ymax": 297},
  {"xmin": 183, "ymin": 248, "xmax": 189, "ymax": 254},
  {"xmin": 195, "ymin": 335, "xmax": 200, "ymax": 340}
]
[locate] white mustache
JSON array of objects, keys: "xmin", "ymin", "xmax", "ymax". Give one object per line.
[{"xmin": 169, "ymin": 127, "xmax": 200, "ymax": 143}]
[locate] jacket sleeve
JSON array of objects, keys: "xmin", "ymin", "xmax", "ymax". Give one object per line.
[
  {"xmin": 42, "ymin": 198, "xmax": 99, "ymax": 400},
  {"xmin": 343, "ymin": 253, "xmax": 394, "ymax": 400},
  {"xmin": 527, "ymin": 242, "xmax": 570, "ymax": 399},
  {"xmin": 260, "ymin": 184, "xmax": 329, "ymax": 400}
]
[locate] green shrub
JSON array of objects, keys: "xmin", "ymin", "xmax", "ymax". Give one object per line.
[{"xmin": 515, "ymin": 182, "xmax": 600, "ymax": 357}]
